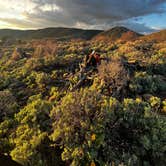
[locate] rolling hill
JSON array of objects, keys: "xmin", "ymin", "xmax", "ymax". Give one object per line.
[
  {"xmin": 93, "ymin": 26, "xmax": 142, "ymax": 41},
  {"xmin": 0, "ymin": 27, "xmax": 102, "ymax": 41},
  {"xmin": 0, "ymin": 26, "xmax": 165, "ymax": 42},
  {"xmin": 142, "ymin": 29, "xmax": 166, "ymax": 41}
]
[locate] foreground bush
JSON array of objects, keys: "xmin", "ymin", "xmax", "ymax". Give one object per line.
[
  {"xmin": 51, "ymin": 90, "xmax": 166, "ymax": 166},
  {"xmin": 10, "ymin": 95, "xmax": 53, "ymax": 166}
]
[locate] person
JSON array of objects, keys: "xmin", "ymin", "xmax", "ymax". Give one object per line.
[
  {"xmin": 94, "ymin": 52, "xmax": 101, "ymax": 65},
  {"xmin": 84, "ymin": 50, "xmax": 101, "ymax": 68},
  {"xmin": 73, "ymin": 51, "xmax": 101, "ymax": 91}
]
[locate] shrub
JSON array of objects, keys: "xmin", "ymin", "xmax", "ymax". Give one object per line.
[
  {"xmin": 0, "ymin": 119, "xmax": 15, "ymax": 154},
  {"xmin": 50, "ymin": 89, "xmax": 108, "ymax": 165},
  {"xmin": 50, "ymin": 89, "xmax": 166, "ymax": 166},
  {"xmin": 10, "ymin": 95, "xmax": 53, "ymax": 166},
  {"xmin": 129, "ymin": 72, "xmax": 163, "ymax": 94},
  {"xmin": 0, "ymin": 90, "xmax": 18, "ymax": 122},
  {"xmin": 97, "ymin": 56, "xmax": 129, "ymax": 98}
]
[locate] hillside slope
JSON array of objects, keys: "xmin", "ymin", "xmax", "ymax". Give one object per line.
[
  {"xmin": 0, "ymin": 27, "xmax": 103, "ymax": 41},
  {"xmin": 142, "ymin": 29, "xmax": 166, "ymax": 41},
  {"xmin": 93, "ymin": 26, "xmax": 142, "ymax": 41}
]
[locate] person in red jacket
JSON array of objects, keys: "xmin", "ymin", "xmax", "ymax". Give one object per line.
[
  {"xmin": 85, "ymin": 50, "xmax": 101, "ymax": 68},
  {"xmin": 94, "ymin": 52, "xmax": 101, "ymax": 65}
]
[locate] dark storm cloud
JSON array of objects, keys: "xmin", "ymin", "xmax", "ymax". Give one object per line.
[
  {"xmin": 27, "ymin": 0, "xmax": 166, "ymax": 32},
  {"xmin": 55, "ymin": 0, "xmax": 165, "ymax": 21},
  {"xmin": 31, "ymin": 0, "xmax": 166, "ymax": 21}
]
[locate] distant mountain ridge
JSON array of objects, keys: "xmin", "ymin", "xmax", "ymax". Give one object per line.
[{"xmin": 0, "ymin": 26, "xmax": 165, "ymax": 41}]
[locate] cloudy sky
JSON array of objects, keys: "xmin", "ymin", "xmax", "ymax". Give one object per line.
[{"xmin": 0, "ymin": 0, "xmax": 166, "ymax": 33}]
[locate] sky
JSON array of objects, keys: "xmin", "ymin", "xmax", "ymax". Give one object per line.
[{"xmin": 0, "ymin": 0, "xmax": 166, "ymax": 34}]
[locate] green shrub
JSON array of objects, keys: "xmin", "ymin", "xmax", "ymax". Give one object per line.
[
  {"xmin": 50, "ymin": 89, "xmax": 166, "ymax": 166},
  {"xmin": 129, "ymin": 72, "xmax": 164, "ymax": 94},
  {"xmin": 10, "ymin": 95, "xmax": 52, "ymax": 166},
  {"xmin": 50, "ymin": 89, "xmax": 108, "ymax": 165}
]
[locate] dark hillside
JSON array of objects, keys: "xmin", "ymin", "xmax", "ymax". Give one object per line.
[{"xmin": 0, "ymin": 27, "xmax": 102, "ymax": 41}]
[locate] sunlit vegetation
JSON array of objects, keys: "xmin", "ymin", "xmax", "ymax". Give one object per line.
[{"xmin": 0, "ymin": 34, "xmax": 165, "ymax": 166}]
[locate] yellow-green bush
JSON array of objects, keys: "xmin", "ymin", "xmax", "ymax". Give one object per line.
[{"xmin": 50, "ymin": 89, "xmax": 166, "ymax": 166}]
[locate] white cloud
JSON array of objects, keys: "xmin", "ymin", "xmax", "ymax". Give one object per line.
[{"xmin": 39, "ymin": 4, "xmax": 61, "ymax": 12}]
